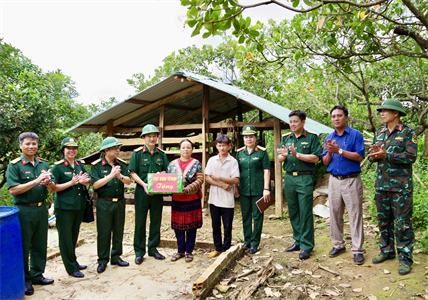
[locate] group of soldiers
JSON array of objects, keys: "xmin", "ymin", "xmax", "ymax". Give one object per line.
[{"xmin": 6, "ymin": 98, "xmax": 417, "ymax": 296}]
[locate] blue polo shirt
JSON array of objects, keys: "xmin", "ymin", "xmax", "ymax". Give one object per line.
[{"xmin": 321, "ymin": 125, "xmax": 365, "ymax": 176}]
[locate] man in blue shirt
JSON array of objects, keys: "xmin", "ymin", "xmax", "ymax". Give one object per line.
[{"xmin": 322, "ymin": 106, "xmax": 366, "ymax": 265}]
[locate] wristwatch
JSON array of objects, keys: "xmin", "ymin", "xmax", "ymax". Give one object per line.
[
  {"xmin": 120, "ymin": 175, "xmax": 124, "ymax": 180},
  {"xmin": 338, "ymin": 149, "xmax": 343, "ymax": 155},
  {"xmin": 296, "ymin": 153, "xmax": 300, "ymax": 159}
]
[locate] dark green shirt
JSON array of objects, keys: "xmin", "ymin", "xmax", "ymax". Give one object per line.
[
  {"xmin": 90, "ymin": 158, "xmax": 129, "ymax": 198},
  {"xmin": 371, "ymin": 123, "xmax": 417, "ymax": 192},
  {"xmin": 279, "ymin": 129, "xmax": 321, "ymax": 172},
  {"xmin": 128, "ymin": 146, "xmax": 169, "ymax": 183},
  {"xmin": 6, "ymin": 154, "xmax": 50, "ymax": 204},
  {"xmin": 51, "ymin": 159, "xmax": 88, "ymax": 210},
  {"xmin": 236, "ymin": 146, "xmax": 270, "ymax": 196}
]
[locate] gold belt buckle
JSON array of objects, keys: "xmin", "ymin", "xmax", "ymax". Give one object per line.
[
  {"xmin": 112, "ymin": 198, "xmax": 118, "ymax": 202},
  {"xmin": 38, "ymin": 202, "xmax": 42, "ymax": 207},
  {"xmin": 292, "ymin": 172, "xmax": 298, "ymax": 176}
]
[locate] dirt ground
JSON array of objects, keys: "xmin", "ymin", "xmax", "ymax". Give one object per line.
[{"xmin": 32, "ymin": 190, "xmax": 428, "ymax": 300}]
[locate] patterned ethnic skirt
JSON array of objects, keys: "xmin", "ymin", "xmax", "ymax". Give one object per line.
[{"xmin": 171, "ymin": 197, "xmax": 203, "ymax": 231}]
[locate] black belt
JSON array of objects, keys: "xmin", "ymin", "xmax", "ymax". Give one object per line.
[
  {"xmin": 98, "ymin": 195, "xmax": 125, "ymax": 202},
  {"xmin": 332, "ymin": 173, "xmax": 360, "ymax": 180},
  {"xmin": 286, "ymin": 171, "xmax": 315, "ymax": 176},
  {"xmin": 16, "ymin": 201, "xmax": 44, "ymax": 207}
]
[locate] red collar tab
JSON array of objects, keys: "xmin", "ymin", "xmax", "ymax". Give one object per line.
[
  {"xmin": 142, "ymin": 147, "xmax": 146, "ymax": 153},
  {"xmin": 381, "ymin": 127, "xmax": 387, "ymax": 133},
  {"xmin": 75, "ymin": 160, "xmax": 80, "ymax": 166},
  {"xmin": 304, "ymin": 131, "xmax": 307, "ymax": 137},
  {"xmin": 398, "ymin": 125, "xmax": 403, "ymax": 131},
  {"xmin": 22, "ymin": 159, "xmax": 27, "ymax": 165},
  {"xmin": 255, "ymin": 147, "xmax": 258, "ymax": 152},
  {"xmin": 102, "ymin": 160, "xmax": 106, "ymax": 166},
  {"xmin": 116, "ymin": 158, "xmax": 120, "ymax": 164},
  {"xmin": 64, "ymin": 161, "xmax": 69, "ymax": 167},
  {"xmin": 37, "ymin": 158, "xmax": 42, "ymax": 162}
]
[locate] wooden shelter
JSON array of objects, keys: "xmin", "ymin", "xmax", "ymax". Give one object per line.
[{"xmin": 67, "ymin": 71, "xmax": 333, "ymax": 215}]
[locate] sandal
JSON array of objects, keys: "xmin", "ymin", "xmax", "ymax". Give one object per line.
[
  {"xmin": 185, "ymin": 253, "xmax": 193, "ymax": 263},
  {"xmin": 171, "ymin": 253, "xmax": 185, "ymax": 262},
  {"xmin": 207, "ymin": 251, "xmax": 222, "ymax": 258}
]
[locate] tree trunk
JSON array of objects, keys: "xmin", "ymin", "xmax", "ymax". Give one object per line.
[{"xmin": 422, "ymin": 127, "xmax": 428, "ymax": 159}]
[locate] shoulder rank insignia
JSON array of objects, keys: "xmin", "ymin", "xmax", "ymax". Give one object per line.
[
  {"xmin": 37, "ymin": 157, "xmax": 48, "ymax": 162},
  {"xmin": 117, "ymin": 158, "xmax": 127, "ymax": 163},
  {"xmin": 134, "ymin": 146, "xmax": 143, "ymax": 152},
  {"xmin": 79, "ymin": 159, "xmax": 85, "ymax": 164},
  {"xmin": 11, "ymin": 157, "xmax": 21, "ymax": 164},
  {"xmin": 237, "ymin": 146, "xmax": 245, "ymax": 152},
  {"xmin": 412, "ymin": 134, "xmax": 418, "ymax": 144},
  {"xmin": 282, "ymin": 132, "xmax": 292, "ymax": 137},
  {"xmin": 307, "ymin": 130, "xmax": 318, "ymax": 135},
  {"xmin": 54, "ymin": 160, "xmax": 64, "ymax": 165},
  {"xmin": 157, "ymin": 147, "xmax": 166, "ymax": 153},
  {"xmin": 91, "ymin": 158, "xmax": 101, "ymax": 165},
  {"xmin": 257, "ymin": 146, "xmax": 266, "ymax": 151},
  {"xmin": 398, "ymin": 125, "xmax": 403, "ymax": 131}
]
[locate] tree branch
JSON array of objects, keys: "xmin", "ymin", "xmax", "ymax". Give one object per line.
[{"xmin": 401, "ymin": 0, "xmax": 428, "ymax": 31}]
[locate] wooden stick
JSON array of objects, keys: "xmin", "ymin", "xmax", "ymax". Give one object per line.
[{"xmin": 317, "ymin": 264, "xmax": 340, "ymax": 276}]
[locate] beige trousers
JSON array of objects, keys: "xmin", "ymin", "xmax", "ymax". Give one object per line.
[{"xmin": 328, "ymin": 174, "xmax": 365, "ymax": 254}]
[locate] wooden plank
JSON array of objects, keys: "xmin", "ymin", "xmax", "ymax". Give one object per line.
[
  {"xmin": 117, "ymin": 135, "xmax": 203, "ymax": 146},
  {"xmin": 114, "ymin": 127, "xmax": 144, "ymax": 133},
  {"xmin": 273, "ymin": 117, "xmax": 283, "ymax": 216},
  {"xmin": 166, "ymin": 149, "xmax": 205, "ymax": 154},
  {"xmin": 97, "ymin": 84, "xmax": 203, "ymax": 132},
  {"xmin": 107, "ymin": 120, "xmax": 114, "ymax": 137},
  {"xmin": 163, "ymin": 122, "xmax": 276, "ymax": 132},
  {"xmin": 158, "ymin": 106, "xmax": 164, "ymax": 149},
  {"xmin": 202, "ymin": 85, "xmax": 210, "ymax": 208}
]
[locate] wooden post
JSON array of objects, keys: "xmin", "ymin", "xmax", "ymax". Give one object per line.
[
  {"xmin": 107, "ymin": 120, "xmax": 114, "ymax": 137},
  {"xmin": 259, "ymin": 110, "xmax": 263, "ymax": 142},
  {"xmin": 273, "ymin": 117, "xmax": 283, "ymax": 216},
  {"xmin": 236, "ymin": 102, "xmax": 243, "ymax": 149},
  {"xmin": 202, "ymin": 85, "xmax": 210, "ymax": 208},
  {"xmin": 158, "ymin": 106, "xmax": 164, "ymax": 149}
]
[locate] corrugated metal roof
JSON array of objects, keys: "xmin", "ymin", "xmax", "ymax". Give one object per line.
[{"xmin": 66, "ymin": 71, "xmax": 333, "ymax": 134}]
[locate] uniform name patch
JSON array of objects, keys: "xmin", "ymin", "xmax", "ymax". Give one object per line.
[
  {"xmin": 239, "ymin": 158, "xmax": 246, "ymax": 160},
  {"xmin": 142, "ymin": 159, "xmax": 148, "ymax": 161},
  {"xmin": 395, "ymin": 137, "xmax": 403, "ymax": 140},
  {"xmin": 252, "ymin": 157, "xmax": 259, "ymax": 160},
  {"xmin": 101, "ymin": 170, "xmax": 109, "ymax": 173},
  {"xmin": 64, "ymin": 172, "xmax": 72, "ymax": 175},
  {"xmin": 22, "ymin": 171, "xmax": 31, "ymax": 174},
  {"xmin": 301, "ymin": 142, "xmax": 308, "ymax": 144}
]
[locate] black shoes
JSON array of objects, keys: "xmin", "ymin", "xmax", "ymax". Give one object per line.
[
  {"xmin": 111, "ymin": 259, "xmax": 129, "ymax": 267},
  {"xmin": 25, "ymin": 284, "xmax": 34, "ymax": 296},
  {"xmin": 32, "ymin": 277, "xmax": 54, "ymax": 285},
  {"xmin": 285, "ymin": 244, "xmax": 300, "ymax": 252},
  {"xmin": 243, "ymin": 244, "xmax": 250, "ymax": 250},
  {"xmin": 149, "ymin": 252, "xmax": 166, "ymax": 260},
  {"xmin": 299, "ymin": 250, "xmax": 310, "ymax": 260},
  {"xmin": 249, "ymin": 246, "xmax": 258, "ymax": 254},
  {"xmin": 69, "ymin": 270, "xmax": 84, "ymax": 278},
  {"xmin": 77, "ymin": 263, "xmax": 87, "ymax": 270},
  {"xmin": 135, "ymin": 256, "xmax": 143, "ymax": 264},
  {"xmin": 329, "ymin": 247, "xmax": 346, "ymax": 258},
  {"xmin": 354, "ymin": 254, "xmax": 364, "ymax": 265},
  {"xmin": 97, "ymin": 264, "xmax": 107, "ymax": 273}
]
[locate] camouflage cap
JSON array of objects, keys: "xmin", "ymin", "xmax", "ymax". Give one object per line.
[
  {"xmin": 99, "ymin": 137, "xmax": 123, "ymax": 151},
  {"xmin": 377, "ymin": 99, "xmax": 406, "ymax": 116},
  {"xmin": 61, "ymin": 137, "xmax": 79, "ymax": 148},
  {"xmin": 241, "ymin": 125, "xmax": 257, "ymax": 135},
  {"xmin": 140, "ymin": 124, "xmax": 160, "ymax": 137}
]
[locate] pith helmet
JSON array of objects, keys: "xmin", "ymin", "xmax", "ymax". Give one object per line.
[
  {"xmin": 100, "ymin": 137, "xmax": 122, "ymax": 152},
  {"xmin": 241, "ymin": 125, "xmax": 257, "ymax": 135},
  {"xmin": 61, "ymin": 137, "xmax": 79, "ymax": 149},
  {"xmin": 140, "ymin": 124, "xmax": 160, "ymax": 137},
  {"xmin": 377, "ymin": 99, "xmax": 407, "ymax": 116}
]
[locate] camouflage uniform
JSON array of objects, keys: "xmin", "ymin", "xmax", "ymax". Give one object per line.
[{"xmin": 371, "ymin": 123, "xmax": 417, "ymax": 266}]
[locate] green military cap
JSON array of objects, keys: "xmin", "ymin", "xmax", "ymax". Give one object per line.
[
  {"xmin": 377, "ymin": 98, "xmax": 406, "ymax": 116},
  {"xmin": 100, "ymin": 137, "xmax": 123, "ymax": 151},
  {"xmin": 61, "ymin": 137, "xmax": 79, "ymax": 148},
  {"xmin": 140, "ymin": 124, "xmax": 160, "ymax": 137},
  {"xmin": 241, "ymin": 125, "xmax": 257, "ymax": 135}
]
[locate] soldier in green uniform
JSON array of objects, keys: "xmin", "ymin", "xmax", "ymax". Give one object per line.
[
  {"xmin": 235, "ymin": 125, "xmax": 271, "ymax": 254},
  {"xmin": 277, "ymin": 110, "xmax": 321, "ymax": 260},
  {"xmin": 91, "ymin": 137, "xmax": 132, "ymax": 273},
  {"xmin": 368, "ymin": 99, "xmax": 418, "ymax": 275},
  {"xmin": 50, "ymin": 137, "xmax": 91, "ymax": 278},
  {"xmin": 128, "ymin": 124, "xmax": 169, "ymax": 263},
  {"xmin": 6, "ymin": 132, "xmax": 54, "ymax": 296}
]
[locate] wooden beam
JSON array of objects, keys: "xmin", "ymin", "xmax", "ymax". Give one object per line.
[
  {"xmin": 158, "ymin": 106, "xmax": 164, "ymax": 149},
  {"xmin": 236, "ymin": 102, "xmax": 243, "ymax": 149},
  {"xmin": 174, "ymin": 75, "xmax": 201, "ymax": 85},
  {"xmin": 125, "ymin": 99, "xmax": 153, "ymax": 105},
  {"xmin": 117, "ymin": 135, "xmax": 203, "ymax": 147},
  {"xmin": 273, "ymin": 117, "xmax": 283, "ymax": 216},
  {"xmin": 97, "ymin": 84, "xmax": 203, "ymax": 132},
  {"xmin": 163, "ymin": 122, "xmax": 277, "ymax": 132},
  {"xmin": 107, "ymin": 120, "xmax": 114, "ymax": 137},
  {"xmin": 126, "ymin": 99, "xmax": 194, "ymax": 111},
  {"xmin": 202, "ymin": 85, "xmax": 210, "ymax": 208}
]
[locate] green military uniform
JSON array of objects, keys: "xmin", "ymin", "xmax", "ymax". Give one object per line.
[
  {"xmin": 6, "ymin": 155, "xmax": 50, "ymax": 285},
  {"xmin": 51, "ymin": 158, "xmax": 88, "ymax": 274},
  {"xmin": 279, "ymin": 129, "xmax": 321, "ymax": 252},
  {"xmin": 371, "ymin": 123, "xmax": 417, "ymax": 266},
  {"xmin": 128, "ymin": 145, "xmax": 169, "ymax": 257},
  {"xmin": 91, "ymin": 157, "xmax": 129, "ymax": 265},
  {"xmin": 236, "ymin": 145, "xmax": 270, "ymax": 248}
]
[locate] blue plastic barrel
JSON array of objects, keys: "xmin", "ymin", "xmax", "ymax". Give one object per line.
[{"xmin": 0, "ymin": 207, "xmax": 24, "ymax": 300}]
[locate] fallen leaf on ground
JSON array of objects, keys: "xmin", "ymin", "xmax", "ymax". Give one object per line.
[
  {"xmin": 383, "ymin": 286, "xmax": 390, "ymax": 291},
  {"xmin": 353, "ymin": 287, "xmax": 363, "ymax": 292},
  {"xmin": 399, "ymin": 283, "xmax": 405, "ymax": 289},
  {"xmin": 236, "ymin": 277, "xmax": 249, "ymax": 282},
  {"xmin": 282, "ymin": 283, "xmax": 292, "ymax": 289},
  {"xmin": 338, "ymin": 284, "xmax": 351, "ymax": 288},
  {"xmin": 309, "ymin": 292, "xmax": 319, "ymax": 299},
  {"xmin": 215, "ymin": 285, "xmax": 230, "ymax": 293},
  {"xmin": 292, "ymin": 269, "xmax": 303, "ymax": 275},
  {"xmin": 180, "ymin": 291, "xmax": 188, "ymax": 295},
  {"xmin": 311, "ymin": 275, "xmax": 322, "ymax": 279},
  {"xmin": 325, "ymin": 289, "xmax": 339, "ymax": 296},
  {"xmin": 305, "ymin": 270, "xmax": 313, "ymax": 275},
  {"xmin": 273, "ymin": 263, "xmax": 283, "ymax": 270},
  {"xmin": 272, "ymin": 249, "xmax": 278, "ymax": 252},
  {"xmin": 212, "ymin": 289, "xmax": 219, "ymax": 296},
  {"xmin": 265, "ymin": 287, "xmax": 275, "ymax": 297},
  {"xmin": 383, "ymin": 269, "xmax": 391, "ymax": 274},
  {"xmin": 230, "ymin": 284, "xmax": 237, "ymax": 289},
  {"xmin": 297, "ymin": 287, "xmax": 304, "ymax": 292},
  {"xmin": 367, "ymin": 295, "xmax": 377, "ymax": 300}
]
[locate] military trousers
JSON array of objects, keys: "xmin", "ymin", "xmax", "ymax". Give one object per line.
[
  {"xmin": 374, "ymin": 190, "xmax": 414, "ymax": 266},
  {"xmin": 284, "ymin": 174, "xmax": 315, "ymax": 252},
  {"xmin": 240, "ymin": 194, "xmax": 264, "ymax": 248},
  {"xmin": 16, "ymin": 204, "xmax": 48, "ymax": 285},
  {"xmin": 133, "ymin": 185, "xmax": 163, "ymax": 257},
  {"xmin": 96, "ymin": 197, "xmax": 126, "ymax": 264},
  {"xmin": 55, "ymin": 208, "xmax": 84, "ymax": 274}
]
